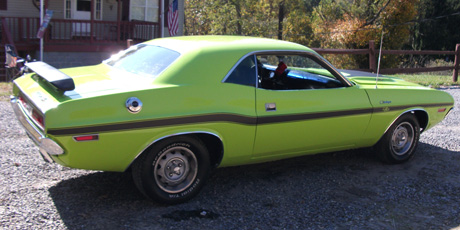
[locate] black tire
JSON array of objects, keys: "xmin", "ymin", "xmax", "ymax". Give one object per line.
[
  {"xmin": 132, "ymin": 136, "xmax": 210, "ymax": 204},
  {"xmin": 375, "ymin": 114, "xmax": 420, "ymax": 164}
]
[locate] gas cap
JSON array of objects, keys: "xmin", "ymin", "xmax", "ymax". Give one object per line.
[{"xmin": 126, "ymin": 97, "xmax": 143, "ymax": 114}]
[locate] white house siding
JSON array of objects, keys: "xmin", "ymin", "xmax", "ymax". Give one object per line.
[
  {"xmin": 0, "ymin": 0, "xmax": 40, "ymax": 17},
  {"xmin": 0, "ymin": 0, "xmax": 117, "ymax": 21}
]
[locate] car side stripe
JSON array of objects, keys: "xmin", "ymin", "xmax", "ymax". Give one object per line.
[
  {"xmin": 47, "ymin": 102, "xmax": 453, "ymax": 136},
  {"xmin": 47, "ymin": 114, "xmax": 257, "ymax": 136}
]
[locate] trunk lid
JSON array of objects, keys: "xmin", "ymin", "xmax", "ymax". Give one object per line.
[{"xmin": 14, "ymin": 63, "xmax": 153, "ymax": 113}]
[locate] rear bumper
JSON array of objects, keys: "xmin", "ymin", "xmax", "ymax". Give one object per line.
[{"xmin": 10, "ymin": 96, "xmax": 64, "ymax": 163}]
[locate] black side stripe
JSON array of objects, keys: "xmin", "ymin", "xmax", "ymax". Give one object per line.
[
  {"xmin": 258, "ymin": 108, "xmax": 372, "ymax": 124},
  {"xmin": 47, "ymin": 103, "xmax": 453, "ymax": 136},
  {"xmin": 48, "ymin": 114, "xmax": 257, "ymax": 136}
]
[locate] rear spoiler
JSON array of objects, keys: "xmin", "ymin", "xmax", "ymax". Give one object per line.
[{"xmin": 25, "ymin": 61, "xmax": 75, "ymax": 91}]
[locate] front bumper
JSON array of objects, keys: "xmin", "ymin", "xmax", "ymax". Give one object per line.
[{"xmin": 10, "ymin": 96, "xmax": 64, "ymax": 163}]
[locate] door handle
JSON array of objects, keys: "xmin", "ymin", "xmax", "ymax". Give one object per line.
[{"xmin": 265, "ymin": 103, "xmax": 276, "ymax": 112}]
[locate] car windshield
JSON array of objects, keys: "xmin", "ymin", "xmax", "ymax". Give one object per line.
[{"xmin": 104, "ymin": 45, "xmax": 180, "ymax": 78}]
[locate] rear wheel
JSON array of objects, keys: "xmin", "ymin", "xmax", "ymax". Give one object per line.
[
  {"xmin": 375, "ymin": 114, "xmax": 420, "ymax": 164},
  {"xmin": 132, "ymin": 136, "xmax": 210, "ymax": 204}
]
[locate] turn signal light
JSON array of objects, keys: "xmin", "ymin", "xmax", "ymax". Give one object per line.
[
  {"xmin": 73, "ymin": 134, "xmax": 99, "ymax": 142},
  {"xmin": 438, "ymin": 108, "xmax": 447, "ymax": 113}
]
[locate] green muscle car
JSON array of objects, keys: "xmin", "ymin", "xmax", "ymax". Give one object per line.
[{"xmin": 10, "ymin": 36, "xmax": 454, "ymax": 204}]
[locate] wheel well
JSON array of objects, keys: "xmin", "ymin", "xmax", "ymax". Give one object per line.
[
  {"xmin": 193, "ymin": 133, "xmax": 224, "ymax": 169},
  {"xmin": 411, "ymin": 110, "xmax": 429, "ymax": 132},
  {"xmin": 125, "ymin": 133, "xmax": 224, "ymax": 172}
]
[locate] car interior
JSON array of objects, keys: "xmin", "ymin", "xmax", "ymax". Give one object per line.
[
  {"xmin": 256, "ymin": 54, "xmax": 345, "ymax": 90},
  {"xmin": 224, "ymin": 53, "xmax": 347, "ymax": 90}
]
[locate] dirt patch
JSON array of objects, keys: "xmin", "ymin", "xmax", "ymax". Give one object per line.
[{"xmin": 0, "ymin": 83, "xmax": 12, "ymax": 101}]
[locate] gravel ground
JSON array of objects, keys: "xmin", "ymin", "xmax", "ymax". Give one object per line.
[{"xmin": 1, "ymin": 89, "xmax": 460, "ymax": 230}]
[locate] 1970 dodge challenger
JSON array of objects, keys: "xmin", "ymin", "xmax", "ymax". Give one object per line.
[{"xmin": 11, "ymin": 36, "xmax": 454, "ymax": 204}]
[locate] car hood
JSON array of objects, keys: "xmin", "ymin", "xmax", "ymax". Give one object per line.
[{"xmin": 339, "ymin": 69, "xmax": 427, "ymax": 89}]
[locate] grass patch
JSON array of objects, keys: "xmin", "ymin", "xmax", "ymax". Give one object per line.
[
  {"xmin": 0, "ymin": 82, "xmax": 12, "ymax": 101},
  {"xmin": 392, "ymin": 74, "xmax": 459, "ymax": 88}
]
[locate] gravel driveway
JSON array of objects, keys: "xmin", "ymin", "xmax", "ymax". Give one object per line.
[{"xmin": 1, "ymin": 89, "xmax": 460, "ymax": 230}]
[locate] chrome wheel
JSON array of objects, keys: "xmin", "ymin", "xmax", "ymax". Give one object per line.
[
  {"xmin": 390, "ymin": 121, "xmax": 415, "ymax": 156},
  {"xmin": 154, "ymin": 146, "xmax": 198, "ymax": 193}
]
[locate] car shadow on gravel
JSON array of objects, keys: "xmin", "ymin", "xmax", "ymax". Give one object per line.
[{"xmin": 48, "ymin": 143, "xmax": 460, "ymax": 230}]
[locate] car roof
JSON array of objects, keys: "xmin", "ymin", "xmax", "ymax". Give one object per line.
[{"xmin": 144, "ymin": 35, "xmax": 314, "ymax": 54}]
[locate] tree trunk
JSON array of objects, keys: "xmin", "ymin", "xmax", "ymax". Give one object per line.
[{"xmin": 278, "ymin": 0, "xmax": 285, "ymax": 40}]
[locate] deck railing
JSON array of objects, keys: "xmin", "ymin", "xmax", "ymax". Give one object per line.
[{"xmin": 1, "ymin": 17, "xmax": 160, "ymax": 45}]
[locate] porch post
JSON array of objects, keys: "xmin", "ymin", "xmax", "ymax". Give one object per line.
[
  {"xmin": 90, "ymin": 0, "xmax": 94, "ymax": 43},
  {"xmin": 39, "ymin": 0, "xmax": 44, "ymax": 61},
  {"xmin": 117, "ymin": 0, "xmax": 122, "ymax": 42},
  {"xmin": 161, "ymin": 0, "xmax": 164, "ymax": 38}
]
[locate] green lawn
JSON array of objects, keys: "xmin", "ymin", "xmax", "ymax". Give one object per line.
[{"xmin": 392, "ymin": 74, "xmax": 459, "ymax": 88}]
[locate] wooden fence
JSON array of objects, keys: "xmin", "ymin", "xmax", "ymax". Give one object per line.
[{"xmin": 312, "ymin": 41, "xmax": 459, "ymax": 82}]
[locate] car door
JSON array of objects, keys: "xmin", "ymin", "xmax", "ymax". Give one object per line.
[{"xmin": 253, "ymin": 52, "xmax": 373, "ymax": 158}]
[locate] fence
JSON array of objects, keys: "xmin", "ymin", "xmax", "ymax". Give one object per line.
[{"xmin": 312, "ymin": 41, "xmax": 459, "ymax": 82}]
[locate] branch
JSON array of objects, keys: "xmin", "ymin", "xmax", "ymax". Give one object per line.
[{"xmin": 360, "ymin": 0, "xmax": 391, "ymax": 28}]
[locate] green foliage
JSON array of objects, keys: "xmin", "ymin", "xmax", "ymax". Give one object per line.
[
  {"xmin": 184, "ymin": 0, "xmax": 460, "ymax": 71},
  {"xmin": 413, "ymin": 0, "xmax": 460, "ymax": 51}
]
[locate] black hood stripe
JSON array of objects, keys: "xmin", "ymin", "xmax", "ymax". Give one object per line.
[{"xmin": 47, "ymin": 103, "xmax": 453, "ymax": 136}]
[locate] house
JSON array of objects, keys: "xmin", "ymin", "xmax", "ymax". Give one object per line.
[{"xmin": 0, "ymin": 0, "xmax": 184, "ymax": 81}]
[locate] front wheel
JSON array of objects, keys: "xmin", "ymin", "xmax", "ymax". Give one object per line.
[
  {"xmin": 132, "ymin": 136, "xmax": 210, "ymax": 204},
  {"xmin": 375, "ymin": 114, "xmax": 421, "ymax": 164}
]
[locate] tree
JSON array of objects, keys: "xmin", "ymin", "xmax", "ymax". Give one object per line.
[
  {"xmin": 411, "ymin": 0, "xmax": 460, "ymax": 61},
  {"xmin": 310, "ymin": 0, "xmax": 419, "ymax": 69}
]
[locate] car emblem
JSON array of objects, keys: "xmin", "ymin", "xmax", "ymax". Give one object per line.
[{"xmin": 34, "ymin": 92, "xmax": 48, "ymax": 103}]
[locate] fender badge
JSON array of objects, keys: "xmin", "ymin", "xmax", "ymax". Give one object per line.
[
  {"xmin": 382, "ymin": 107, "xmax": 390, "ymax": 112},
  {"xmin": 380, "ymin": 100, "xmax": 392, "ymax": 104}
]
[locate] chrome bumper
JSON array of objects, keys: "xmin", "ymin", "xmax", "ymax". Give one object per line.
[{"xmin": 10, "ymin": 96, "xmax": 64, "ymax": 163}]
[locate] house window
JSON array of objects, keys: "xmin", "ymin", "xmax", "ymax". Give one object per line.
[
  {"xmin": 65, "ymin": 0, "xmax": 71, "ymax": 18},
  {"xmin": 76, "ymin": 0, "xmax": 91, "ymax": 11},
  {"xmin": 0, "ymin": 0, "xmax": 7, "ymax": 10},
  {"xmin": 95, "ymin": 0, "xmax": 101, "ymax": 20},
  {"xmin": 130, "ymin": 0, "xmax": 159, "ymax": 22},
  {"xmin": 64, "ymin": 0, "xmax": 102, "ymax": 20}
]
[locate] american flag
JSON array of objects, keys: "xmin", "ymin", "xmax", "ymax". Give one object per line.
[{"xmin": 168, "ymin": 0, "xmax": 179, "ymax": 36}]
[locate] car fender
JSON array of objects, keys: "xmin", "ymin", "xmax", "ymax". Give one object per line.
[{"xmin": 125, "ymin": 129, "xmax": 224, "ymax": 171}]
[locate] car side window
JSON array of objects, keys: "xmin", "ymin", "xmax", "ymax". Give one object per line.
[
  {"xmin": 224, "ymin": 55, "xmax": 257, "ymax": 87},
  {"xmin": 257, "ymin": 53, "xmax": 345, "ymax": 90}
]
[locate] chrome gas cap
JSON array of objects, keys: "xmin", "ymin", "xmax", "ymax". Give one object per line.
[{"xmin": 125, "ymin": 97, "xmax": 143, "ymax": 114}]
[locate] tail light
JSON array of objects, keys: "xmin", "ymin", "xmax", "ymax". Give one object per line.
[
  {"xmin": 18, "ymin": 95, "xmax": 45, "ymax": 130},
  {"xmin": 32, "ymin": 110, "xmax": 45, "ymax": 129}
]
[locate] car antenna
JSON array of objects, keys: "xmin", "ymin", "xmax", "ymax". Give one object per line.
[{"xmin": 375, "ymin": 27, "xmax": 385, "ymax": 89}]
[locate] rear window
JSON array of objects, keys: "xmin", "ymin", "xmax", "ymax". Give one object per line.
[{"xmin": 104, "ymin": 45, "xmax": 180, "ymax": 78}]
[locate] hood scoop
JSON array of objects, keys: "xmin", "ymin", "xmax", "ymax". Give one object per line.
[{"xmin": 26, "ymin": 61, "xmax": 75, "ymax": 92}]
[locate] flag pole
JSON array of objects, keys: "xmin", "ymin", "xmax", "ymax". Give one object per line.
[{"xmin": 40, "ymin": 0, "xmax": 44, "ymax": 61}]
